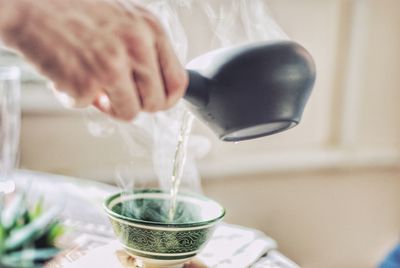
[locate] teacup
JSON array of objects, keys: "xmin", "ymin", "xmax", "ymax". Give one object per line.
[{"xmin": 104, "ymin": 189, "xmax": 225, "ymax": 268}]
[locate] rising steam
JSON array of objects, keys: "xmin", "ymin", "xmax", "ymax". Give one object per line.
[{"xmin": 86, "ymin": 0, "xmax": 288, "ymax": 223}]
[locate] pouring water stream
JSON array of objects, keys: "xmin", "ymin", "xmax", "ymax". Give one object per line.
[{"xmin": 168, "ymin": 110, "xmax": 194, "ymax": 222}]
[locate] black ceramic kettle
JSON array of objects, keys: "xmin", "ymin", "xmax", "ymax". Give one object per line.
[{"xmin": 183, "ymin": 41, "xmax": 316, "ymax": 142}]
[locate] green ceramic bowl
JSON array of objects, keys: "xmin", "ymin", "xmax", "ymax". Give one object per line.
[{"xmin": 104, "ymin": 189, "xmax": 225, "ymax": 268}]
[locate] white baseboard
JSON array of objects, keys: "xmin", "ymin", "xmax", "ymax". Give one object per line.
[{"xmin": 71, "ymin": 148, "xmax": 400, "ymax": 184}]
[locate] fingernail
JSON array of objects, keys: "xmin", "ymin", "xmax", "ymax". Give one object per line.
[{"xmin": 99, "ymin": 95, "xmax": 111, "ymax": 110}]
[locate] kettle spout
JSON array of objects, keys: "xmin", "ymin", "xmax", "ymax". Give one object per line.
[{"xmin": 184, "ymin": 70, "xmax": 211, "ymax": 108}]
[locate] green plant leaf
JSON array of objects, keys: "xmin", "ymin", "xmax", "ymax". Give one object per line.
[
  {"xmin": 0, "ymin": 224, "xmax": 5, "ymax": 254},
  {"xmin": 1, "ymin": 258, "xmax": 36, "ymax": 268},
  {"xmin": 1, "ymin": 247, "xmax": 59, "ymax": 265},
  {"xmin": 1, "ymin": 194, "xmax": 25, "ymax": 230},
  {"xmin": 4, "ymin": 207, "xmax": 60, "ymax": 251},
  {"xmin": 29, "ymin": 198, "xmax": 43, "ymax": 222},
  {"xmin": 46, "ymin": 222, "xmax": 64, "ymax": 245},
  {"xmin": 34, "ymin": 221, "xmax": 63, "ymax": 249},
  {"xmin": 15, "ymin": 210, "xmax": 30, "ymax": 229}
]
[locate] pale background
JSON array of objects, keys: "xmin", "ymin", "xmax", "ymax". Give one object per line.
[{"xmin": 1, "ymin": 0, "xmax": 400, "ymax": 267}]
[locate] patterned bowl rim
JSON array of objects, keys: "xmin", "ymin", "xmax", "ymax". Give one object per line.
[{"xmin": 103, "ymin": 189, "xmax": 225, "ymax": 228}]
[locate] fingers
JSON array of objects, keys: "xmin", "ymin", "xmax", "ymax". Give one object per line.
[
  {"xmin": 10, "ymin": 0, "xmax": 187, "ymax": 120},
  {"xmin": 50, "ymin": 81, "xmax": 97, "ymax": 108},
  {"xmin": 102, "ymin": 28, "xmax": 185, "ymax": 118},
  {"xmin": 101, "ymin": 70, "xmax": 141, "ymax": 121},
  {"xmin": 156, "ymin": 34, "xmax": 188, "ymax": 109},
  {"xmin": 124, "ymin": 32, "xmax": 167, "ymax": 112}
]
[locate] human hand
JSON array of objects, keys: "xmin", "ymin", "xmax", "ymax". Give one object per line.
[{"xmin": 0, "ymin": 0, "xmax": 188, "ymax": 120}]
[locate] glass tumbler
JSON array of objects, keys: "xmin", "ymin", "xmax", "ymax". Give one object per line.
[{"xmin": 0, "ymin": 66, "xmax": 21, "ymax": 195}]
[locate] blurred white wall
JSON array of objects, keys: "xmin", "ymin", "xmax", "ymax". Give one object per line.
[
  {"xmin": 18, "ymin": 0, "xmax": 400, "ymax": 179},
  {"xmin": 12, "ymin": 0, "xmax": 400, "ymax": 267}
]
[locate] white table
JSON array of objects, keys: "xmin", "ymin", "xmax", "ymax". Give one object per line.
[{"xmin": 13, "ymin": 169, "xmax": 299, "ymax": 268}]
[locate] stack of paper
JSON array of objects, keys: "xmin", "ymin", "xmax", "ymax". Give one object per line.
[{"xmin": 65, "ymin": 223, "xmax": 299, "ymax": 268}]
